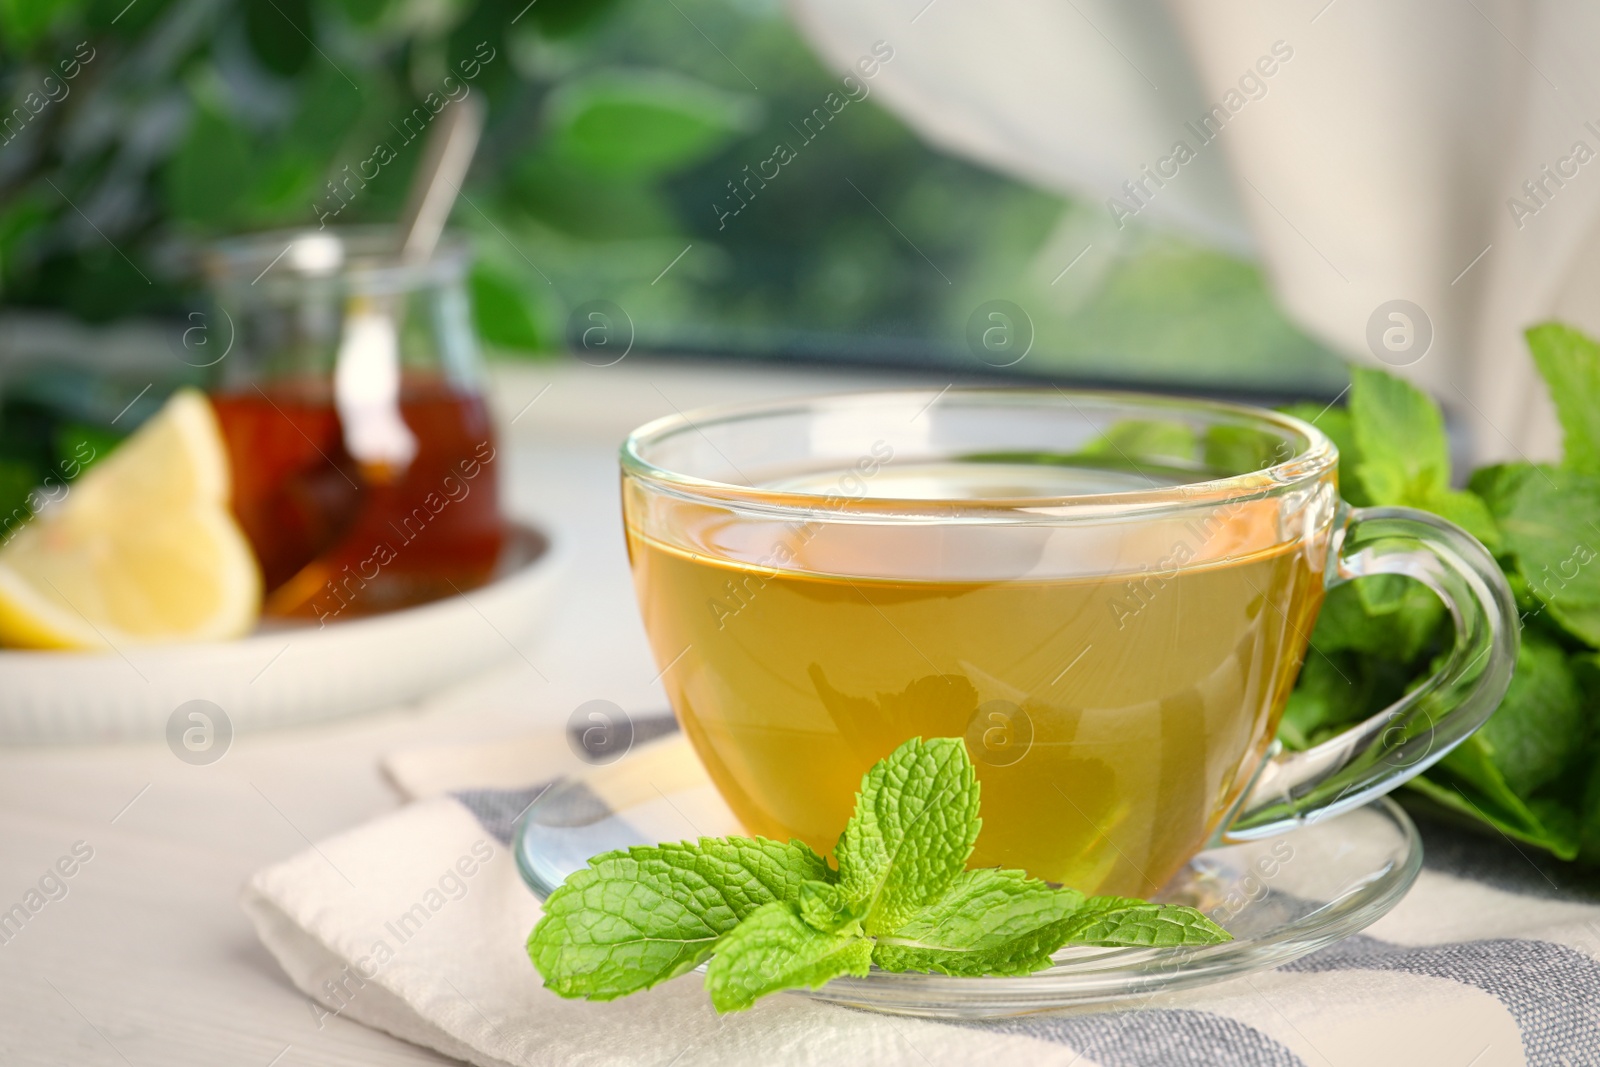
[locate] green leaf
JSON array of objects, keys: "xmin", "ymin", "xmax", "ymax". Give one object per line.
[
  {"xmin": 871, "ymin": 868, "xmax": 1085, "ymax": 977},
  {"xmin": 1407, "ymin": 758, "xmax": 1580, "ymax": 860},
  {"xmin": 703, "ymin": 902, "xmax": 872, "ymax": 1013},
  {"xmin": 1052, "ymin": 896, "xmax": 1232, "ymax": 948},
  {"xmin": 795, "ymin": 879, "xmax": 861, "ymax": 935},
  {"xmin": 245, "ymin": 0, "xmax": 315, "ymax": 76},
  {"xmin": 1280, "ymin": 651, "xmax": 1430, "ymax": 758},
  {"xmin": 1468, "ymin": 462, "xmax": 1537, "ymax": 523},
  {"xmin": 1416, "ymin": 691, "xmax": 1583, "ymax": 862},
  {"xmin": 1476, "ymin": 631, "xmax": 1584, "ymax": 796},
  {"xmin": 0, "ymin": 193, "xmax": 51, "ymax": 280},
  {"xmin": 834, "ymin": 737, "xmax": 981, "ymax": 936},
  {"xmin": 326, "ymin": 0, "xmax": 390, "ymax": 26},
  {"xmin": 0, "ymin": 0, "xmax": 73, "ymax": 47},
  {"xmin": 1312, "ymin": 579, "xmax": 1446, "ymax": 663},
  {"xmin": 165, "ymin": 105, "xmax": 255, "ymax": 228},
  {"xmin": 1279, "ymin": 651, "xmax": 1366, "ymax": 749},
  {"xmin": 88, "ymin": 0, "xmax": 173, "ymax": 33},
  {"xmin": 513, "ymin": 0, "xmax": 627, "ymax": 36},
  {"xmin": 0, "ymin": 459, "xmax": 38, "ymax": 534},
  {"xmin": 1330, "ymin": 371, "xmax": 1499, "ymax": 545},
  {"xmin": 288, "ymin": 62, "xmax": 365, "ymax": 161},
  {"xmin": 245, "ymin": 153, "xmax": 321, "ymax": 224},
  {"xmin": 470, "ymin": 263, "xmax": 546, "ymax": 352},
  {"xmin": 527, "ymin": 837, "xmax": 830, "ymax": 1000},
  {"xmin": 1419, "ymin": 488, "xmax": 1501, "ymax": 553},
  {"xmin": 513, "ymin": 155, "xmax": 679, "ymax": 239},
  {"xmin": 1526, "ymin": 322, "xmax": 1600, "ymax": 474},
  {"xmin": 1348, "ymin": 367, "xmax": 1451, "ymax": 504},
  {"xmin": 543, "ymin": 71, "xmax": 758, "ymax": 178},
  {"xmin": 1433, "ymin": 489, "xmax": 1504, "ymax": 556},
  {"xmin": 1498, "ymin": 467, "xmax": 1600, "ymax": 646},
  {"xmin": 53, "ymin": 423, "xmax": 117, "ymax": 479}
]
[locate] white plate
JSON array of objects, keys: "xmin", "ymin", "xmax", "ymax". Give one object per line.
[{"xmin": 0, "ymin": 521, "xmax": 565, "ymax": 743}]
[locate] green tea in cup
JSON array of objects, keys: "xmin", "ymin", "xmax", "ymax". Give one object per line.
[{"xmin": 622, "ymin": 391, "xmax": 1515, "ymax": 897}]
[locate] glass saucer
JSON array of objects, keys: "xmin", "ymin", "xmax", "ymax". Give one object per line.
[{"xmin": 513, "ymin": 736, "xmax": 1422, "ymax": 1019}]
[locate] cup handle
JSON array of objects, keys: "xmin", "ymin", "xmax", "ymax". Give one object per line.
[{"xmin": 1221, "ymin": 504, "xmax": 1519, "ymax": 841}]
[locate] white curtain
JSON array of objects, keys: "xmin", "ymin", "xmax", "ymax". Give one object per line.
[{"xmin": 786, "ymin": 0, "xmax": 1600, "ymax": 463}]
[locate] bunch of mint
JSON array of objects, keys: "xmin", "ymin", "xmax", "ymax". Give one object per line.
[
  {"xmin": 527, "ymin": 737, "xmax": 1229, "ymax": 1011},
  {"xmin": 1279, "ymin": 323, "xmax": 1600, "ymax": 863}
]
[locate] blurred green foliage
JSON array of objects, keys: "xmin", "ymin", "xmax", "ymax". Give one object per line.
[{"xmin": 0, "ymin": 0, "xmax": 1344, "ymax": 390}]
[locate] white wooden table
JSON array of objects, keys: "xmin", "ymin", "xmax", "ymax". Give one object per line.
[{"xmin": 0, "ymin": 357, "xmax": 940, "ymax": 1067}]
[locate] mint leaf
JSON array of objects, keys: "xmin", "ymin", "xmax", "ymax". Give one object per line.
[
  {"xmin": 1342, "ymin": 368, "xmax": 1500, "ymax": 549},
  {"xmin": 1279, "ymin": 652, "xmax": 1367, "ymax": 749},
  {"xmin": 795, "ymin": 879, "xmax": 860, "ymax": 934},
  {"xmin": 1498, "ymin": 467, "xmax": 1600, "ymax": 646},
  {"xmin": 1526, "ymin": 322, "xmax": 1600, "ymax": 474},
  {"xmin": 1410, "ymin": 751, "xmax": 1580, "ymax": 860},
  {"xmin": 1353, "ymin": 572, "xmax": 1414, "ymax": 616},
  {"xmin": 1469, "ymin": 462, "xmax": 1537, "ymax": 524},
  {"xmin": 1312, "ymin": 580, "xmax": 1446, "ymax": 663},
  {"xmin": 1477, "ymin": 631, "xmax": 1584, "ymax": 796},
  {"xmin": 528, "ymin": 837, "xmax": 830, "ymax": 1000},
  {"xmin": 872, "ymin": 868, "xmax": 1086, "ymax": 977},
  {"xmin": 834, "ymin": 736, "xmax": 981, "ymax": 935},
  {"xmin": 1421, "ymin": 488, "xmax": 1501, "ymax": 552},
  {"xmin": 1054, "ymin": 896, "xmax": 1232, "ymax": 947},
  {"xmin": 703, "ymin": 902, "xmax": 872, "ymax": 1013},
  {"xmin": 1349, "ymin": 367, "xmax": 1451, "ymax": 503},
  {"xmin": 1281, "ymin": 652, "xmax": 1432, "ymax": 754}
]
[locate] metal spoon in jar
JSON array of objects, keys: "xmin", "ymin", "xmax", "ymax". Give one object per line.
[
  {"xmin": 264, "ymin": 96, "xmax": 486, "ymax": 619},
  {"xmin": 333, "ymin": 94, "xmax": 485, "ymax": 485}
]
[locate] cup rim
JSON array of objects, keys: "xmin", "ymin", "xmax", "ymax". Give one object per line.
[{"xmin": 621, "ymin": 387, "xmax": 1338, "ymax": 519}]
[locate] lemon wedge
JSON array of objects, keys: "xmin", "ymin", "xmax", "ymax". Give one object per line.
[{"xmin": 0, "ymin": 388, "xmax": 261, "ymax": 649}]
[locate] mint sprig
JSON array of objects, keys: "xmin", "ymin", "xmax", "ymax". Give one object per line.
[
  {"xmin": 1277, "ymin": 328, "xmax": 1600, "ymax": 864},
  {"xmin": 527, "ymin": 737, "xmax": 1232, "ymax": 1012}
]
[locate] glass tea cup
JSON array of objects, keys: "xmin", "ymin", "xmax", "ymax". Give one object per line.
[
  {"xmin": 202, "ymin": 227, "xmax": 505, "ymax": 622},
  {"xmin": 620, "ymin": 390, "xmax": 1516, "ymax": 897}
]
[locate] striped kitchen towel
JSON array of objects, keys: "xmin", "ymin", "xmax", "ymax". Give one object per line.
[{"xmin": 242, "ymin": 720, "xmax": 1600, "ymax": 1067}]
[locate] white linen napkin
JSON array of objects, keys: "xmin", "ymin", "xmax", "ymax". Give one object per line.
[{"xmin": 243, "ymin": 721, "xmax": 1600, "ymax": 1067}]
